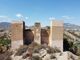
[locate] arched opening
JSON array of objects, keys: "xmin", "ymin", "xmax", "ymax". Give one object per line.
[
  {"xmin": 41, "ymin": 29, "xmax": 49, "ymax": 45},
  {"xmin": 24, "ymin": 29, "xmax": 34, "ymax": 45}
]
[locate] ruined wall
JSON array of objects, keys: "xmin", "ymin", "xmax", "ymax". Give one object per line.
[
  {"xmin": 10, "ymin": 21, "xmax": 25, "ymax": 50},
  {"xmin": 10, "ymin": 20, "xmax": 64, "ymax": 51},
  {"xmin": 49, "ymin": 20, "xmax": 64, "ymax": 52},
  {"xmin": 34, "ymin": 22, "xmax": 41, "ymax": 44},
  {"xmin": 41, "ymin": 29, "xmax": 49, "ymax": 45}
]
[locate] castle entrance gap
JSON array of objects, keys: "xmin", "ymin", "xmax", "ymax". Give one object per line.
[
  {"xmin": 41, "ymin": 29, "xmax": 49, "ymax": 45},
  {"xmin": 24, "ymin": 29, "xmax": 34, "ymax": 45}
]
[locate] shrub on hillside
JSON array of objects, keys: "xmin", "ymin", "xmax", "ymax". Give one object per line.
[
  {"xmin": 72, "ymin": 41, "xmax": 80, "ymax": 56},
  {"xmin": 15, "ymin": 45, "xmax": 28, "ymax": 56},
  {"xmin": 32, "ymin": 56, "xmax": 42, "ymax": 60},
  {"xmin": 0, "ymin": 34, "xmax": 11, "ymax": 53},
  {"xmin": 0, "ymin": 51, "xmax": 12, "ymax": 60}
]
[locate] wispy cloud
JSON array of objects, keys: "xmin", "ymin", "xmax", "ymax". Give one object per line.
[
  {"xmin": 0, "ymin": 16, "xmax": 12, "ymax": 22},
  {"xmin": 16, "ymin": 13, "xmax": 29, "ymax": 20},
  {"xmin": 49, "ymin": 17, "xmax": 56, "ymax": 20},
  {"xmin": 16, "ymin": 13, "xmax": 23, "ymax": 18},
  {"xmin": 0, "ymin": 16, "xmax": 9, "ymax": 19},
  {"xmin": 0, "ymin": 14, "xmax": 29, "ymax": 22},
  {"xmin": 62, "ymin": 16, "xmax": 74, "ymax": 19}
]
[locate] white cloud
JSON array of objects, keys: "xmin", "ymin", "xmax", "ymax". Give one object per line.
[
  {"xmin": 0, "ymin": 14, "xmax": 29, "ymax": 22},
  {"xmin": 16, "ymin": 13, "xmax": 29, "ymax": 20},
  {"xmin": 16, "ymin": 13, "xmax": 23, "ymax": 18},
  {"xmin": 49, "ymin": 17, "xmax": 56, "ymax": 20},
  {"xmin": 62, "ymin": 16, "xmax": 74, "ymax": 19},
  {"xmin": 0, "ymin": 16, "xmax": 9, "ymax": 19}
]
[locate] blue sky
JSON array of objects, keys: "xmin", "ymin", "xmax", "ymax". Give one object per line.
[{"xmin": 0, "ymin": 0, "xmax": 80, "ymax": 26}]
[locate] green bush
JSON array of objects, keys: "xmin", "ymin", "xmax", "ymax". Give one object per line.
[
  {"xmin": 0, "ymin": 33, "xmax": 11, "ymax": 46},
  {"xmin": 72, "ymin": 42, "xmax": 80, "ymax": 56},
  {"xmin": 0, "ymin": 38, "xmax": 11, "ymax": 46},
  {"xmin": 0, "ymin": 34, "xmax": 11, "ymax": 53}
]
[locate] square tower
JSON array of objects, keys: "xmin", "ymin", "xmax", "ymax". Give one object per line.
[
  {"xmin": 10, "ymin": 20, "xmax": 25, "ymax": 50},
  {"xmin": 34, "ymin": 22, "xmax": 41, "ymax": 45},
  {"xmin": 49, "ymin": 20, "xmax": 64, "ymax": 52}
]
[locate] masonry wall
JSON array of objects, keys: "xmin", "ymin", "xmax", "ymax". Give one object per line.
[
  {"xmin": 34, "ymin": 22, "xmax": 41, "ymax": 44},
  {"xmin": 10, "ymin": 20, "xmax": 64, "ymax": 51},
  {"xmin": 49, "ymin": 20, "xmax": 64, "ymax": 52},
  {"xmin": 10, "ymin": 21, "xmax": 25, "ymax": 50},
  {"xmin": 41, "ymin": 29, "xmax": 49, "ymax": 45}
]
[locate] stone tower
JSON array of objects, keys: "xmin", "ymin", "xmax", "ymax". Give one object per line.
[
  {"xmin": 10, "ymin": 20, "xmax": 25, "ymax": 50},
  {"xmin": 34, "ymin": 22, "xmax": 41, "ymax": 45},
  {"xmin": 49, "ymin": 20, "xmax": 64, "ymax": 52}
]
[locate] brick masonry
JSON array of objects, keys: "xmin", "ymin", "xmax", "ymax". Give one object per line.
[{"xmin": 10, "ymin": 20, "xmax": 64, "ymax": 50}]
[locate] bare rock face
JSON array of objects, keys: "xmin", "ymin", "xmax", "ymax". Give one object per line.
[
  {"xmin": 11, "ymin": 51, "xmax": 79, "ymax": 60},
  {"xmin": 39, "ymin": 49, "xmax": 47, "ymax": 57},
  {"xmin": 10, "ymin": 43, "xmax": 79, "ymax": 60},
  {"xmin": 42, "ymin": 54, "xmax": 51, "ymax": 60},
  {"xmin": 11, "ymin": 55, "xmax": 22, "ymax": 60},
  {"xmin": 53, "ymin": 51, "xmax": 79, "ymax": 60}
]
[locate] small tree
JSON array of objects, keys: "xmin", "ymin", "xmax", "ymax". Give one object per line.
[
  {"xmin": 0, "ymin": 33, "xmax": 11, "ymax": 53},
  {"xmin": 72, "ymin": 41, "xmax": 80, "ymax": 56}
]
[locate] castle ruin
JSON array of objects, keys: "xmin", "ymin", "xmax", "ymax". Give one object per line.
[
  {"xmin": 10, "ymin": 20, "xmax": 64, "ymax": 51},
  {"xmin": 49, "ymin": 20, "xmax": 64, "ymax": 52}
]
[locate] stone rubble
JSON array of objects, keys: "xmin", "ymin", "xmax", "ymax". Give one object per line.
[{"xmin": 11, "ymin": 48, "xmax": 79, "ymax": 60}]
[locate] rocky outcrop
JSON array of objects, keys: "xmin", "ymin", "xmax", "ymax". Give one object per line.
[{"xmin": 10, "ymin": 43, "xmax": 79, "ymax": 60}]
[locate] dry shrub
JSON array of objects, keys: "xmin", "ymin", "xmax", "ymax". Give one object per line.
[
  {"xmin": 0, "ymin": 51, "xmax": 12, "ymax": 60},
  {"xmin": 15, "ymin": 45, "xmax": 28, "ymax": 56}
]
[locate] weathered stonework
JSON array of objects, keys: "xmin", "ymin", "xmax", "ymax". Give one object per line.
[
  {"xmin": 10, "ymin": 20, "xmax": 25, "ymax": 50},
  {"xmin": 34, "ymin": 22, "xmax": 41, "ymax": 45},
  {"xmin": 10, "ymin": 20, "xmax": 64, "ymax": 51},
  {"xmin": 49, "ymin": 20, "xmax": 64, "ymax": 52}
]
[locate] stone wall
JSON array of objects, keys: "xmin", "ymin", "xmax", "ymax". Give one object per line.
[
  {"xmin": 10, "ymin": 20, "xmax": 64, "ymax": 51},
  {"xmin": 34, "ymin": 22, "xmax": 41, "ymax": 45},
  {"xmin": 49, "ymin": 20, "xmax": 64, "ymax": 52},
  {"xmin": 10, "ymin": 21, "xmax": 25, "ymax": 50},
  {"xmin": 41, "ymin": 29, "xmax": 49, "ymax": 45}
]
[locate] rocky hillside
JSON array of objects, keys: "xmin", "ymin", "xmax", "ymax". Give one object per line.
[
  {"xmin": 10, "ymin": 42, "xmax": 79, "ymax": 60},
  {"xmin": 0, "ymin": 42, "xmax": 79, "ymax": 60},
  {"xmin": 64, "ymin": 23, "xmax": 80, "ymax": 30},
  {"xmin": 0, "ymin": 22, "xmax": 11, "ymax": 30},
  {"xmin": 0, "ymin": 22, "xmax": 80, "ymax": 30}
]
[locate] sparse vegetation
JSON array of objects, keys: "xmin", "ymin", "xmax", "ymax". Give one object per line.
[
  {"xmin": 32, "ymin": 56, "xmax": 42, "ymax": 60},
  {"xmin": 15, "ymin": 45, "xmax": 28, "ymax": 56},
  {"xmin": 64, "ymin": 36, "xmax": 80, "ymax": 56},
  {"xmin": 72, "ymin": 41, "xmax": 80, "ymax": 56},
  {"xmin": 0, "ymin": 33, "xmax": 11, "ymax": 53},
  {"xmin": 0, "ymin": 50, "xmax": 12, "ymax": 60},
  {"xmin": 0, "ymin": 30, "xmax": 80, "ymax": 60},
  {"xmin": 50, "ymin": 54, "xmax": 56, "ymax": 59},
  {"xmin": 14, "ymin": 42, "xmax": 61, "ymax": 60}
]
